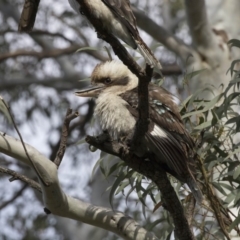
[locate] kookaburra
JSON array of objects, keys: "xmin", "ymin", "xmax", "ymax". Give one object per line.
[
  {"xmin": 68, "ymin": 0, "xmax": 162, "ymax": 70},
  {"xmin": 76, "ymin": 60, "xmax": 202, "ymax": 203}
]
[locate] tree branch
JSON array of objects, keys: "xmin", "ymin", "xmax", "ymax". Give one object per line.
[
  {"xmin": 0, "ymin": 132, "xmax": 159, "ymax": 240},
  {"xmin": 161, "ymin": 63, "xmax": 182, "ymax": 75},
  {"xmin": 0, "ymin": 64, "xmax": 181, "ymax": 93},
  {"xmin": 53, "ymin": 109, "xmax": 79, "ymax": 167},
  {"xmin": 86, "ymin": 135, "xmax": 195, "ymax": 240},
  {"xmin": 49, "ymin": 101, "xmax": 94, "ymax": 161},
  {"xmin": 2, "ymin": 3, "xmax": 88, "ymax": 77},
  {"xmin": 0, "ymin": 182, "xmax": 28, "ymax": 210},
  {"xmin": 0, "ymin": 166, "xmax": 41, "ymax": 192},
  {"xmin": 18, "ymin": 0, "xmax": 41, "ymax": 32},
  {"xmin": 0, "ymin": 44, "xmax": 107, "ymax": 63},
  {"xmin": 0, "ymin": 98, "xmax": 49, "ymax": 186},
  {"xmin": 131, "ymin": 64, "xmax": 153, "ymax": 150},
  {"xmin": 0, "ymin": 76, "xmax": 86, "ymax": 91},
  {"xmin": 132, "ymin": 7, "xmax": 197, "ymax": 64},
  {"xmin": 0, "ymin": 29, "xmax": 74, "ymax": 44},
  {"xmin": 198, "ymin": 157, "xmax": 231, "ymax": 240},
  {"xmin": 30, "ymin": 29, "xmax": 74, "ymax": 43},
  {"xmin": 184, "ymin": 0, "xmax": 217, "ymax": 52}
]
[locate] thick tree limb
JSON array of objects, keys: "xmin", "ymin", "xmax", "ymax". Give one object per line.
[
  {"xmin": 184, "ymin": 0, "xmax": 218, "ymax": 55},
  {"xmin": 0, "ymin": 132, "xmax": 159, "ymax": 240}
]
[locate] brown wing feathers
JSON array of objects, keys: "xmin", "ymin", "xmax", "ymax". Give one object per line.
[
  {"xmin": 121, "ymin": 86, "xmax": 195, "ymax": 178},
  {"xmin": 121, "ymin": 85, "xmax": 202, "ymax": 202}
]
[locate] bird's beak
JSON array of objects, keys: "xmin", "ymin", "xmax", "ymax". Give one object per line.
[{"xmin": 75, "ymin": 85, "xmax": 105, "ymax": 98}]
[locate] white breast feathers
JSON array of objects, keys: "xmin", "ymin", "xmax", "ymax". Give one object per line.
[{"xmin": 95, "ymin": 92, "xmax": 136, "ymax": 139}]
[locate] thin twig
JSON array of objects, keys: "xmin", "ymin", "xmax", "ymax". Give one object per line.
[
  {"xmin": 0, "ymin": 29, "xmax": 74, "ymax": 44},
  {"xmin": 0, "ymin": 45, "xmax": 84, "ymax": 63},
  {"xmin": 0, "ymin": 98, "xmax": 48, "ymax": 186},
  {"xmin": 49, "ymin": 101, "xmax": 94, "ymax": 161},
  {"xmin": 0, "ymin": 166, "xmax": 42, "ymax": 192},
  {"xmin": 0, "ymin": 183, "xmax": 28, "ymax": 210},
  {"xmin": 198, "ymin": 157, "xmax": 231, "ymax": 240},
  {"xmin": 184, "ymin": 195, "xmax": 196, "ymax": 226},
  {"xmin": 54, "ymin": 108, "xmax": 79, "ymax": 167}
]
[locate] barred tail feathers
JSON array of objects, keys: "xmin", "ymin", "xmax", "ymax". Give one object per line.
[{"xmin": 135, "ymin": 39, "xmax": 162, "ymax": 71}]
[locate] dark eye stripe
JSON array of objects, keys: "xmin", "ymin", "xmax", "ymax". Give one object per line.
[
  {"xmin": 94, "ymin": 76, "xmax": 129, "ymax": 86},
  {"xmin": 114, "ymin": 76, "xmax": 129, "ymax": 86}
]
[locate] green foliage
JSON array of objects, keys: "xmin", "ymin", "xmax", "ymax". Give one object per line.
[{"xmin": 181, "ymin": 80, "xmax": 240, "ymax": 208}]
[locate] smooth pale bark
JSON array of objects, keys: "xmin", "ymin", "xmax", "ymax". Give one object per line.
[
  {"xmin": 0, "ymin": 132, "xmax": 158, "ymax": 240},
  {"xmin": 134, "ymin": 0, "xmax": 236, "ymax": 98}
]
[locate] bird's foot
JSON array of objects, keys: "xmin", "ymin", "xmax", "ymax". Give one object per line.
[{"xmin": 96, "ymin": 131, "xmax": 111, "ymax": 144}]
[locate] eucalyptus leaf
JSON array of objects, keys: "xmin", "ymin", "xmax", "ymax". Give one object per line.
[
  {"xmin": 0, "ymin": 95, "xmax": 12, "ymax": 123},
  {"xmin": 109, "ymin": 170, "xmax": 134, "ymax": 208},
  {"xmin": 135, "ymin": 175, "xmax": 147, "ymax": 207},
  {"xmin": 183, "ymin": 69, "xmax": 206, "ymax": 82},
  {"xmin": 230, "ymin": 77, "xmax": 240, "ymax": 85},
  {"xmin": 115, "ymin": 180, "xmax": 129, "ymax": 195},
  {"xmin": 107, "ymin": 161, "xmax": 125, "ymax": 177},
  {"xmin": 224, "ymin": 193, "xmax": 235, "ymax": 205},
  {"xmin": 233, "ymin": 166, "xmax": 240, "ymax": 180},
  {"xmin": 194, "ymin": 120, "xmax": 211, "ymax": 130},
  {"xmin": 227, "ymin": 59, "xmax": 240, "ymax": 77},
  {"xmin": 146, "ymin": 218, "xmax": 164, "ymax": 231},
  {"xmin": 228, "ymin": 215, "xmax": 240, "ymax": 232},
  {"xmin": 91, "ymin": 157, "xmax": 104, "ymax": 181},
  {"xmin": 75, "ymin": 46, "xmax": 104, "ymax": 53},
  {"xmin": 211, "ymin": 182, "xmax": 226, "ymax": 195},
  {"xmin": 228, "ymin": 39, "xmax": 240, "ymax": 48}
]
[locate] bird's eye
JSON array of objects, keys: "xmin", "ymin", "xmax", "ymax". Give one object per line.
[{"xmin": 104, "ymin": 78, "xmax": 112, "ymax": 84}]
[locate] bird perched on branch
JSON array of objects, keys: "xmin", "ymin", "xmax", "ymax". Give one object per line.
[
  {"xmin": 68, "ymin": 0, "xmax": 162, "ymax": 70},
  {"xmin": 75, "ymin": 60, "xmax": 202, "ymax": 203}
]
